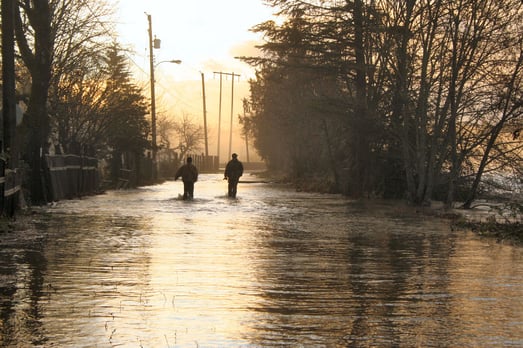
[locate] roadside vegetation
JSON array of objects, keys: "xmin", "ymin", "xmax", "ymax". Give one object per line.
[
  {"xmin": 239, "ymin": 0, "xmax": 522, "ymax": 212},
  {"xmin": 2, "ymin": 0, "xmax": 203, "ymax": 206},
  {"xmin": 455, "ymin": 220, "xmax": 523, "ymax": 245},
  {"xmin": 237, "ymin": 0, "xmax": 522, "ymax": 244}
]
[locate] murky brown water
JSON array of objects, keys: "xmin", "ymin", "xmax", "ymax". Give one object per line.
[{"xmin": 1, "ymin": 173, "xmax": 522, "ymax": 347}]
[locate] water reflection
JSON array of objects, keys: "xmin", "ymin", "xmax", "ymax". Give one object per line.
[{"xmin": 0, "ymin": 174, "xmax": 522, "ymax": 347}]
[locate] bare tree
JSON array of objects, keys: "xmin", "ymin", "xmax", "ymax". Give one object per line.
[
  {"xmin": 172, "ymin": 113, "xmax": 204, "ymax": 165},
  {"xmin": 463, "ymin": 40, "xmax": 523, "ymax": 208},
  {"xmin": 156, "ymin": 114, "xmax": 177, "ymax": 151},
  {"xmin": 14, "ymin": 0, "xmax": 54, "ymax": 204},
  {"xmin": 13, "ymin": 0, "xmax": 115, "ymax": 204},
  {"xmin": 374, "ymin": 0, "xmax": 523, "ymax": 206},
  {"xmin": 48, "ymin": 0, "xmax": 115, "ymax": 153},
  {"xmin": 242, "ymin": 0, "xmax": 523, "ymax": 205}
]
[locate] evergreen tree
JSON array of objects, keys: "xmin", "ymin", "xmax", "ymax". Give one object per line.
[
  {"xmin": 101, "ymin": 45, "xmax": 150, "ymax": 183},
  {"xmin": 242, "ymin": 0, "xmax": 523, "ymax": 205}
]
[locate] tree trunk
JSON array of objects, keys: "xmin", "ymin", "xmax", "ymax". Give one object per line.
[
  {"xmin": 463, "ymin": 49, "xmax": 523, "ymax": 208},
  {"xmin": 14, "ymin": 0, "xmax": 53, "ymax": 205},
  {"xmin": 350, "ymin": 0, "xmax": 369, "ymax": 197}
]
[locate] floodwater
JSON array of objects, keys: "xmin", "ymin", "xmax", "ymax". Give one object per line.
[{"xmin": 1, "ymin": 173, "xmax": 522, "ymax": 348}]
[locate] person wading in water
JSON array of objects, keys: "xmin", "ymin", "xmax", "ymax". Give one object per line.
[
  {"xmin": 175, "ymin": 157, "xmax": 198, "ymax": 200},
  {"xmin": 224, "ymin": 153, "xmax": 244, "ymax": 198}
]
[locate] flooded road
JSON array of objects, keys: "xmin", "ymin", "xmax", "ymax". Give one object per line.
[{"xmin": 1, "ymin": 173, "xmax": 522, "ymax": 347}]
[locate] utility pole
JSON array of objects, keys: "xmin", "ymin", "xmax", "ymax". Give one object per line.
[
  {"xmin": 228, "ymin": 72, "xmax": 236, "ymax": 160},
  {"xmin": 201, "ymin": 72, "xmax": 208, "ymax": 157},
  {"xmin": 146, "ymin": 13, "xmax": 158, "ymax": 180},
  {"xmin": 242, "ymin": 98, "xmax": 250, "ymax": 163},
  {"xmin": 214, "ymin": 72, "xmax": 223, "ymax": 164},
  {"xmin": 213, "ymin": 71, "xmax": 240, "ymax": 161},
  {"xmin": 146, "ymin": 15, "xmax": 181, "ymax": 179}
]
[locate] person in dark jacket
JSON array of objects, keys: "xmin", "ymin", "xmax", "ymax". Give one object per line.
[
  {"xmin": 224, "ymin": 153, "xmax": 243, "ymax": 198},
  {"xmin": 175, "ymin": 157, "xmax": 198, "ymax": 199}
]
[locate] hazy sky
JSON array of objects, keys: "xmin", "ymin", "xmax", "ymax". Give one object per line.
[
  {"xmin": 113, "ymin": 0, "xmax": 275, "ymax": 81},
  {"xmin": 111, "ymin": 0, "xmax": 277, "ymax": 159}
]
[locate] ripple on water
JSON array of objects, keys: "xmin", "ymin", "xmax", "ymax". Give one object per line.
[{"xmin": 0, "ymin": 174, "xmax": 522, "ymax": 347}]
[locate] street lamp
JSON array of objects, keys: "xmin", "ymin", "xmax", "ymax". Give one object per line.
[
  {"xmin": 150, "ymin": 59, "xmax": 181, "ymax": 179},
  {"xmin": 147, "ymin": 13, "xmax": 181, "ymax": 180},
  {"xmin": 156, "ymin": 59, "xmax": 182, "ymax": 66}
]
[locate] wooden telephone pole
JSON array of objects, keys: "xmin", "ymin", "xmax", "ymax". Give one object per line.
[
  {"xmin": 146, "ymin": 13, "xmax": 158, "ymax": 180},
  {"xmin": 201, "ymin": 72, "xmax": 208, "ymax": 157},
  {"xmin": 213, "ymin": 71, "xmax": 240, "ymax": 161}
]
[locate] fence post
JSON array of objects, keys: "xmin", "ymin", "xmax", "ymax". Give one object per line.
[{"xmin": 0, "ymin": 159, "xmax": 5, "ymax": 215}]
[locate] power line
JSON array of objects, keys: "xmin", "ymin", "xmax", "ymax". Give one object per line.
[
  {"xmin": 83, "ymin": 1, "xmax": 199, "ymax": 116},
  {"xmin": 213, "ymin": 72, "xmax": 240, "ymax": 160}
]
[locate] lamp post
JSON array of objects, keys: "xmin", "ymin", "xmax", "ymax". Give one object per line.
[{"xmin": 147, "ymin": 13, "xmax": 181, "ymax": 180}]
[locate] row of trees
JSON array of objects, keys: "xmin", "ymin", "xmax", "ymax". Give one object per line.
[
  {"xmin": 240, "ymin": 0, "xmax": 522, "ymax": 207},
  {"xmin": 5, "ymin": 0, "xmax": 151, "ymax": 204},
  {"xmin": 3, "ymin": 0, "xmax": 203, "ymax": 205}
]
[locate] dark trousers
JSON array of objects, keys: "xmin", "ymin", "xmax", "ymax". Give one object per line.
[
  {"xmin": 183, "ymin": 181, "xmax": 194, "ymax": 199},
  {"xmin": 228, "ymin": 179, "xmax": 239, "ymax": 198}
]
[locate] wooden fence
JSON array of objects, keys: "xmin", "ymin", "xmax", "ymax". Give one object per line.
[
  {"xmin": 0, "ymin": 153, "xmax": 221, "ymax": 216},
  {"xmin": 187, "ymin": 154, "xmax": 219, "ymax": 173},
  {"xmin": 45, "ymin": 154, "xmax": 100, "ymax": 201},
  {"xmin": 0, "ymin": 160, "xmax": 21, "ymax": 217}
]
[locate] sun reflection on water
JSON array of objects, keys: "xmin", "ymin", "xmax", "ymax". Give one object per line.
[{"xmin": 0, "ymin": 174, "xmax": 522, "ymax": 347}]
